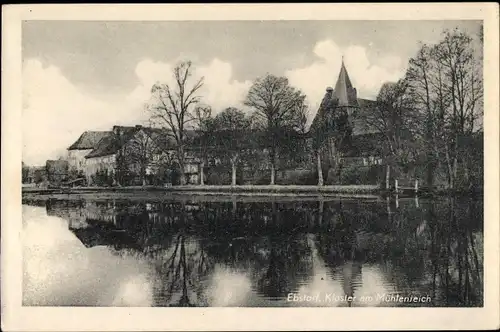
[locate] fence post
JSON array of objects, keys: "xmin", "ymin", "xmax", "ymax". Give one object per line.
[
  {"xmin": 395, "ymin": 179, "xmax": 398, "ymax": 193},
  {"xmin": 415, "ymin": 179, "xmax": 419, "ymax": 195}
]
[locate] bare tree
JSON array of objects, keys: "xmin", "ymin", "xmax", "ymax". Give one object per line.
[
  {"xmin": 406, "ymin": 28, "xmax": 483, "ymax": 190},
  {"xmin": 147, "ymin": 61, "xmax": 204, "ymax": 185},
  {"xmin": 434, "ymin": 29, "xmax": 483, "ymax": 189},
  {"xmin": 361, "ymin": 80, "xmax": 421, "ymax": 188},
  {"xmin": 244, "ymin": 74, "xmax": 308, "ymax": 185}
]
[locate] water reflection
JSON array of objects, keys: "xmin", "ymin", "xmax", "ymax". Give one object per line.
[{"xmin": 22, "ymin": 196, "xmax": 483, "ymax": 307}]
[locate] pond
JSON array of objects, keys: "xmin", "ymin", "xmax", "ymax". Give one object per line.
[{"xmin": 22, "ymin": 195, "xmax": 483, "ymax": 307}]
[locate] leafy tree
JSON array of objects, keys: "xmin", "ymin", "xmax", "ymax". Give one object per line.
[
  {"xmin": 211, "ymin": 107, "xmax": 253, "ymax": 186},
  {"xmin": 193, "ymin": 106, "xmax": 214, "ymax": 185},
  {"xmin": 33, "ymin": 168, "xmax": 45, "ymax": 185},
  {"xmin": 244, "ymin": 74, "xmax": 308, "ymax": 185},
  {"xmin": 22, "ymin": 162, "xmax": 29, "ymax": 183}
]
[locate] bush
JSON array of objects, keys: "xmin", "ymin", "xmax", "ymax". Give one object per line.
[
  {"xmin": 276, "ymin": 169, "xmax": 316, "ymax": 185},
  {"xmin": 337, "ymin": 165, "xmax": 383, "ymax": 185},
  {"xmin": 205, "ymin": 165, "xmax": 230, "ymax": 185},
  {"xmin": 91, "ymin": 169, "xmax": 114, "ymax": 187}
]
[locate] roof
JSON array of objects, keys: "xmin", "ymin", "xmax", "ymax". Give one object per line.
[
  {"xmin": 85, "ymin": 126, "xmax": 138, "ymax": 158},
  {"xmin": 334, "ymin": 61, "xmax": 358, "ymax": 107},
  {"xmin": 309, "ymin": 88, "xmax": 338, "ymax": 133},
  {"xmin": 310, "ymin": 95, "xmax": 379, "ymax": 137},
  {"xmin": 85, "ymin": 126, "xmax": 187, "ymax": 159},
  {"xmin": 68, "ymin": 131, "xmax": 111, "ymax": 150},
  {"xmin": 351, "ymin": 99, "xmax": 380, "ymax": 136},
  {"xmin": 310, "ymin": 60, "xmax": 380, "ymax": 137}
]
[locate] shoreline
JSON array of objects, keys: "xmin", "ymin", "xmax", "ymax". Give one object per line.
[
  {"xmin": 22, "ymin": 184, "xmax": 380, "ymax": 194},
  {"xmin": 21, "ymin": 184, "xmax": 482, "ymax": 202},
  {"xmin": 22, "ymin": 185, "xmax": 382, "ymax": 201}
]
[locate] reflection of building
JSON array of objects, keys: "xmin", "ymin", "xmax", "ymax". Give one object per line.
[
  {"xmin": 46, "ymin": 200, "xmax": 88, "ymax": 228},
  {"xmin": 45, "ymin": 200, "xmax": 141, "ymax": 250},
  {"xmin": 83, "ymin": 201, "xmax": 118, "ymax": 224},
  {"xmin": 70, "ymin": 224, "xmax": 141, "ymax": 250},
  {"xmin": 46, "ymin": 200, "xmax": 119, "ymax": 229}
]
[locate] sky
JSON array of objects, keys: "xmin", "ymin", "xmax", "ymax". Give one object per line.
[{"xmin": 22, "ymin": 20, "xmax": 482, "ymax": 166}]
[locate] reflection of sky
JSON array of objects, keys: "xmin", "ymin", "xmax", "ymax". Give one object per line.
[
  {"xmin": 23, "ymin": 205, "xmax": 154, "ymax": 306},
  {"xmin": 292, "ymin": 235, "xmax": 396, "ymax": 307},
  {"xmin": 22, "ymin": 199, "xmax": 483, "ymax": 307},
  {"xmin": 207, "ymin": 264, "xmax": 252, "ymax": 307}
]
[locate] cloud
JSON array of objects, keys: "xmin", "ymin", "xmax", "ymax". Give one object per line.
[
  {"xmin": 22, "ymin": 58, "xmax": 251, "ymax": 165},
  {"xmin": 198, "ymin": 58, "xmax": 252, "ymax": 111},
  {"xmin": 23, "ymin": 44, "xmax": 402, "ymax": 165},
  {"xmin": 23, "ymin": 205, "xmax": 154, "ymax": 306},
  {"xmin": 22, "ymin": 59, "xmax": 129, "ymax": 165},
  {"xmin": 285, "ymin": 39, "xmax": 405, "ymax": 120},
  {"xmin": 128, "ymin": 57, "xmax": 252, "ymax": 112}
]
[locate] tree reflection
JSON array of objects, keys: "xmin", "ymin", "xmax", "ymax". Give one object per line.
[
  {"xmin": 153, "ymin": 234, "xmax": 203, "ymax": 307},
  {"xmin": 35, "ymin": 195, "xmax": 483, "ymax": 307},
  {"xmin": 312, "ymin": 198, "xmax": 483, "ymax": 307}
]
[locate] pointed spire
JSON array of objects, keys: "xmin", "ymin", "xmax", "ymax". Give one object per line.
[{"xmin": 333, "ymin": 58, "xmax": 358, "ymax": 107}]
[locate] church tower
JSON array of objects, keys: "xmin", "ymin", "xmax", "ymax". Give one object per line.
[
  {"xmin": 310, "ymin": 58, "xmax": 359, "ymax": 133},
  {"xmin": 309, "ymin": 58, "xmax": 359, "ymax": 184},
  {"xmin": 333, "ymin": 58, "xmax": 359, "ymax": 111}
]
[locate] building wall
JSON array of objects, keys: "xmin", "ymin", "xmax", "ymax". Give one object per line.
[
  {"xmin": 84, "ymin": 154, "xmax": 116, "ymax": 184},
  {"xmin": 68, "ymin": 149, "xmax": 93, "ymax": 171}
]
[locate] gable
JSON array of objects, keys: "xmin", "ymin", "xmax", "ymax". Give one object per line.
[{"xmin": 68, "ymin": 131, "xmax": 111, "ymax": 150}]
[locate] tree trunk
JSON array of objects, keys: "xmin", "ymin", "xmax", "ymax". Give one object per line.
[
  {"xmin": 231, "ymin": 160, "xmax": 237, "ymax": 186},
  {"xmin": 232, "ymin": 196, "xmax": 237, "ymax": 214},
  {"xmin": 318, "ymin": 199, "xmax": 324, "ymax": 226},
  {"xmin": 453, "ymin": 140, "xmax": 459, "ymax": 186},
  {"xmin": 178, "ymin": 146, "xmax": 187, "ymax": 185},
  {"xmin": 200, "ymin": 161, "xmax": 205, "ymax": 185},
  {"xmin": 444, "ymin": 144, "xmax": 454, "ymax": 190},
  {"xmin": 270, "ymin": 162, "xmax": 275, "ymax": 185},
  {"xmin": 427, "ymin": 151, "xmax": 435, "ymax": 189},
  {"xmin": 329, "ymin": 138, "xmax": 341, "ymax": 184},
  {"xmin": 141, "ymin": 166, "xmax": 146, "ymax": 186},
  {"xmin": 317, "ymin": 151, "xmax": 324, "ymax": 186},
  {"xmin": 385, "ymin": 164, "xmax": 391, "ymax": 190},
  {"xmin": 179, "ymin": 172, "xmax": 187, "ymax": 185}
]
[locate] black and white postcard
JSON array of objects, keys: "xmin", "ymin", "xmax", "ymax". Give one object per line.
[{"xmin": 2, "ymin": 3, "xmax": 499, "ymax": 331}]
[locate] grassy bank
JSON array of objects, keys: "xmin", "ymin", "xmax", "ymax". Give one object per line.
[
  {"xmin": 22, "ymin": 184, "xmax": 382, "ymax": 202},
  {"xmin": 23, "ymin": 184, "xmax": 380, "ymax": 194}
]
